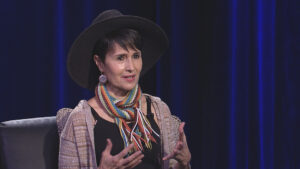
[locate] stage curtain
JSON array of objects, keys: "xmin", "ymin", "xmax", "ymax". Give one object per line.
[{"xmin": 0, "ymin": 0, "xmax": 299, "ymax": 168}]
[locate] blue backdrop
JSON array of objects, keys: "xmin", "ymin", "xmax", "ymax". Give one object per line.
[{"xmin": 0, "ymin": 0, "xmax": 299, "ymax": 169}]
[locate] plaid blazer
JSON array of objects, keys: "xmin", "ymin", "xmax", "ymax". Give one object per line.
[{"xmin": 56, "ymin": 94, "xmax": 182, "ymax": 169}]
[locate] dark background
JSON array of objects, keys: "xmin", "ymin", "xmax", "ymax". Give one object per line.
[{"xmin": 0, "ymin": 0, "xmax": 299, "ymax": 168}]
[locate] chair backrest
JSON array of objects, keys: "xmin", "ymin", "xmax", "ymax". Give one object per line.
[{"xmin": 0, "ymin": 116, "xmax": 58, "ymax": 169}]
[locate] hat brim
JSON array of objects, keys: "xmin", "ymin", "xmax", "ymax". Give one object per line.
[{"xmin": 67, "ymin": 15, "xmax": 169, "ymax": 90}]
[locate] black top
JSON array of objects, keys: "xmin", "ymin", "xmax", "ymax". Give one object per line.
[{"xmin": 91, "ymin": 96, "xmax": 161, "ymax": 169}]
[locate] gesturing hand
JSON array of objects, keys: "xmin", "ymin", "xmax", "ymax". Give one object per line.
[
  {"xmin": 163, "ymin": 122, "xmax": 191, "ymax": 168},
  {"xmin": 98, "ymin": 139, "xmax": 144, "ymax": 169}
]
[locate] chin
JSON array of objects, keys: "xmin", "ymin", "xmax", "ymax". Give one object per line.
[
  {"xmin": 123, "ymin": 86, "xmax": 136, "ymax": 91},
  {"xmin": 123, "ymin": 83, "xmax": 138, "ymax": 91}
]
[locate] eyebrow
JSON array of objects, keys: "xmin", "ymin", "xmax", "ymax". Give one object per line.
[
  {"xmin": 133, "ymin": 51, "xmax": 141, "ymax": 55},
  {"xmin": 113, "ymin": 50, "xmax": 141, "ymax": 56}
]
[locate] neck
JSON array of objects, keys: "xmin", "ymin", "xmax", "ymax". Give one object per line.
[{"xmin": 105, "ymin": 84, "xmax": 129, "ymax": 100}]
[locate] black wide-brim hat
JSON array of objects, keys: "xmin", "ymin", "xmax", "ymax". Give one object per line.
[{"xmin": 67, "ymin": 9, "xmax": 169, "ymax": 90}]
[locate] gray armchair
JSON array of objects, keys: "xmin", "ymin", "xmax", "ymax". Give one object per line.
[{"xmin": 0, "ymin": 116, "xmax": 59, "ymax": 169}]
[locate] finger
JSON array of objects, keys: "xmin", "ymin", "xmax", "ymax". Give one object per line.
[
  {"xmin": 103, "ymin": 139, "xmax": 113, "ymax": 154},
  {"xmin": 115, "ymin": 143, "xmax": 134, "ymax": 159},
  {"xmin": 179, "ymin": 122, "xmax": 185, "ymax": 133},
  {"xmin": 179, "ymin": 122, "xmax": 185, "ymax": 141},
  {"xmin": 179, "ymin": 122, "xmax": 189, "ymax": 144},
  {"xmin": 123, "ymin": 152, "xmax": 144, "ymax": 168},
  {"xmin": 176, "ymin": 142, "xmax": 184, "ymax": 150},
  {"xmin": 182, "ymin": 132, "xmax": 187, "ymax": 143},
  {"xmin": 171, "ymin": 141, "xmax": 182, "ymax": 154},
  {"xmin": 128, "ymin": 159, "xmax": 142, "ymax": 169},
  {"xmin": 122, "ymin": 151, "xmax": 142, "ymax": 165},
  {"xmin": 163, "ymin": 141, "xmax": 183, "ymax": 161},
  {"xmin": 127, "ymin": 157, "xmax": 143, "ymax": 168},
  {"xmin": 162, "ymin": 151, "xmax": 175, "ymax": 161}
]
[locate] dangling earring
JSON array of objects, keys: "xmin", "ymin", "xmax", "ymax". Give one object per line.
[{"xmin": 99, "ymin": 73, "xmax": 107, "ymax": 84}]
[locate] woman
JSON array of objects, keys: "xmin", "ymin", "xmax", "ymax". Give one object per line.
[{"xmin": 57, "ymin": 9, "xmax": 191, "ymax": 169}]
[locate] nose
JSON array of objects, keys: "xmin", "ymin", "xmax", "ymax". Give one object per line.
[{"xmin": 125, "ymin": 58, "xmax": 134, "ymax": 72}]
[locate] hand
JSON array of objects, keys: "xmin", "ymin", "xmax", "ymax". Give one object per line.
[
  {"xmin": 98, "ymin": 139, "xmax": 144, "ymax": 169},
  {"xmin": 163, "ymin": 122, "xmax": 191, "ymax": 168}
]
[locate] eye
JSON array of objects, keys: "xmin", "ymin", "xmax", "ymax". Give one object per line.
[
  {"xmin": 117, "ymin": 55, "xmax": 125, "ymax": 61},
  {"xmin": 133, "ymin": 53, "xmax": 140, "ymax": 59}
]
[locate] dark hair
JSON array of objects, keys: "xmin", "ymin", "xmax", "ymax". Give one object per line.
[{"xmin": 92, "ymin": 28, "xmax": 142, "ymax": 62}]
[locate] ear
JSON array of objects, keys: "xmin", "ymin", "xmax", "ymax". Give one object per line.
[{"xmin": 93, "ymin": 55, "xmax": 105, "ymax": 73}]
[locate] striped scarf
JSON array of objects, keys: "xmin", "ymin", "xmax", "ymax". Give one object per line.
[{"xmin": 95, "ymin": 83, "xmax": 160, "ymax": 152}]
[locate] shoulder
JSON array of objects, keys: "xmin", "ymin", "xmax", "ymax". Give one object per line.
[
  {"xmin": 143, "ymin": 93, "xmax": 181, "ymax": 122},
  {"xmin": 56, "ymin": 100, "xmax": 91, "ymax": 136},
  {"xmin": 143, "ymin": 93, "xmax": 175, "ymax": 117},
  {"xmin": 143, "ymin": 93, "xmax": 168, "ymax": 109},
  {"xmin": 143, "ymin": 93, "xmax": 162, "ymax": 103}
]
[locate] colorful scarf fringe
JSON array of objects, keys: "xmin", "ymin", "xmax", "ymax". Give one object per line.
[{"xmin": 95, "ymin": 83, "xmax": 160, "ymax": 152}]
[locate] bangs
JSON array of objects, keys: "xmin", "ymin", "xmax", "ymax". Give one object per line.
[{"xmin": 93, "ymin": 28, "xmax": 142, "ymax": 61}]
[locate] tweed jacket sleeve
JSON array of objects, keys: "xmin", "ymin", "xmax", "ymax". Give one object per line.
[
  {"xmin": 56, "ymin": 101, "xmax": 97, "ymax": 169},
  {"xmin": 56, "ymin": 108, "xmax": 81, "ymax": 169}
]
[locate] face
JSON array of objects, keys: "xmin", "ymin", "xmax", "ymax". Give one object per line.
[{"xmin": 94, "ymin": 43, "xmax": 142, "ymax": 98}]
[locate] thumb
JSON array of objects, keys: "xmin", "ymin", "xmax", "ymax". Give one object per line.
[
  {"xmin": 104, "ymin": 139, "xmax": 113, "ymax": 154},
  {"xmin": 179, "ymin": 122, "xmax": 185, "ymax": 133},
  {"xmin": 179, "ymin": 122, "xmax": 185, "ymax": 141}
]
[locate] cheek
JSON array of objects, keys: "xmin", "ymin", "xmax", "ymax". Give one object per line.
[
  {"xmin": 137, "ymin": 60, "xmax": 143, "ymax": 71},
  {"xmin": 110, "ymin": 67, "xmax": 123, "ymax": 76},
  {"xmin": 108, "ymin": 62, "xmax": 124, "ymax": 73}
]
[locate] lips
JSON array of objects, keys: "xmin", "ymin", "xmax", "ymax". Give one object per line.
[{"xmin": 122, "ymin": 75, "xmax": 136, "ymax": 82}]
